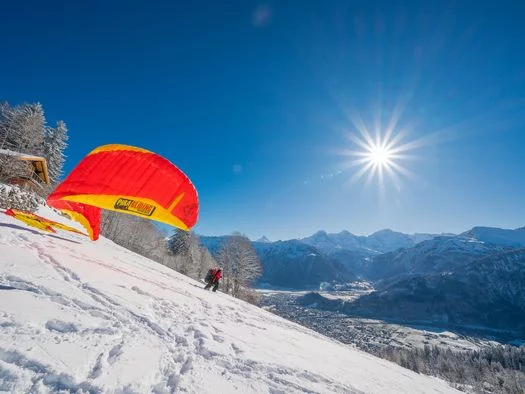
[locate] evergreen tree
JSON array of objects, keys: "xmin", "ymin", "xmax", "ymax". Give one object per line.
[
  {"xmin": 44, "ymin": 120, "xmax": 68, "ymax": 184},
  {"xmin": 167, "ymin": 229, "xmax": 192, "ymax": 257}
]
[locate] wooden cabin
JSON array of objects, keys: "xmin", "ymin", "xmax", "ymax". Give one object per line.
[{"xmin": 0, "ymin": 148, "xmax": 50, "ymax": 191}]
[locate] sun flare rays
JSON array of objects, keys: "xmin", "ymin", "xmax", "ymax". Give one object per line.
[{"xmin": 341, "ymin": 125, "xmax": 416, "ymax": 191}]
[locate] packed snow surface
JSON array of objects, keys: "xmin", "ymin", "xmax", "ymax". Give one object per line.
[{"xmin": 0, "ymin": 208, "xmax": 459, "ymax": 393}]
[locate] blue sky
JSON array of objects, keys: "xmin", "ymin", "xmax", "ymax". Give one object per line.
[{"xmin": 2, "ymin": 1, "xmax": 525, "ymax": 240}]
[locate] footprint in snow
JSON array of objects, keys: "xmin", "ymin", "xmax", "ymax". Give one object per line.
[
  {"xmin": 179, "ymin": 357, "xmax": 193, "ymax": 375},
  {"xmin": 193, "ymin": 329, "xmax": 208, "ymax": 339},
  {"xmin": 212, "ymin": 334, "xmax": 224, "ymax": 343},
  {"xmin": 211, "ymin": 325, "xmax": 222, "ymax": 334},
  {"xmin": 107, "ymin": 342, "xmax": 124, "ymax": 364},
  {"xmin": 175, "ymin": 335, "xmax": 189, "ymax": 347},
  {"xmin": 45, "ymin": 320, "xmax": 78, "ymax": 334},
  {"xmin": 130, "ymin": 285, "xmax": 151, "ymax": 297},
  {"xmin": 231, "ymin": 343, "xmax": 243, "ymax": 355},
  {"xmin": 88, "ymin": 353, "xmax": 104, "ymax": 379}
]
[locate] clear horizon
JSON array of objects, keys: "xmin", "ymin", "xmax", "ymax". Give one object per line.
[{"xmin": 2, "ymin": 1, "xmax": 524, "ymax": 240}]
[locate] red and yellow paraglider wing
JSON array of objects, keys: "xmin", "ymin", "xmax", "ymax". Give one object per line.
[{"xmin": 47, "ymin": 144, "xmax": 199, "ymax": 240}]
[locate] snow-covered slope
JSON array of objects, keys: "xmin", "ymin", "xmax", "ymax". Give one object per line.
[{"xmin": 0, "ymin": 209, "xmax": 458, "ymax": 393}]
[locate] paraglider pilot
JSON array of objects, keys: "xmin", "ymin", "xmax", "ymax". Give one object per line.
[{"xmin": 204, "ymin": 268, "xmax": 222, "ymax": 292}]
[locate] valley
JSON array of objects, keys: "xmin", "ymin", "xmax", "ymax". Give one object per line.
[{"xmin": 258, "ymin": 287, "xmax": 524, "ymax": 354}]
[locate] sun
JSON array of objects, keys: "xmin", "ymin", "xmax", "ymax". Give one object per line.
[
  {"xmin": 368, "ymin": 144, "xmax": 393, "ymax": 166},
  {"xmin": 339, "ymin": 126, "xmax": 416, "ymax": 190}
]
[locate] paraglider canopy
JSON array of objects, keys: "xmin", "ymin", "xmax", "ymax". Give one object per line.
[{"xmin": 47, "ymin": 144, "xmax": 199, "ymax": 240}]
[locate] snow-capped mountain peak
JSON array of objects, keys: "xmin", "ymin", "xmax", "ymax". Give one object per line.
[
  {"xmin": 370, "ymin": 228, "xmax": 396, "ymax": 236},
  {"xmin": 311, "ymin": 230, "xmax": 330, "ymax": 240},
  {"xmin": 460, "ymin": 226, "xmax": 525, "ymax": 248},
  {"xmin": 256, "ymin": 235, "xmax": 271, "ymax": 243},
  {"xmin": 302, "ymin": 228, "xmax": 438, "ymax": 255}
]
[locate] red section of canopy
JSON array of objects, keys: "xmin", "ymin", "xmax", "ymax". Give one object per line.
[{"xmin": 49, "ymin": 200, "xmax": 101, "ymax": 241}]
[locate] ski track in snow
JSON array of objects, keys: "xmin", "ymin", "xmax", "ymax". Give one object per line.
[{"xmin": 0, "ymin": 210, "xmax": 459, "ymax": 393}]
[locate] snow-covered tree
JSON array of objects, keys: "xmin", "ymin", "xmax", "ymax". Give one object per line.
[
  {"xmin": 167, "ymin": 229, "xmax": 203, "ymax": 276},
  {"xmin": 217, "ymin": 233, "xmax": 263, "ymax": 298},
  {"xmin": 197, "ymin": 247, "xmax": 216, "ymax": 281},
  {"xmin": 0, "ymin": 153, "xmax": 27, "ymax": 184},
  {"xmin": 100, "ymin": 210, "xmax": 127, "ymax": 241},
  {"xmin": 167, "ymin": 229, "xmax": 192, "ymax": 257},
  {"xmin": 101, "ymin": 213, "xmax": 155, "ymax": 256},
  {"xmin": 0, "ymin": 102, "xmax": 45, "ymax": 155},
  {"xmin": 99, "ymin": 212, "xmax": 212, "ymax": 279},
  {"xmin": 0, "ymin": 101, "xmax": 14, "ymax": 149},
  {"xmin": 0, "ymin": 184, "xmax": 41, "ymax": 212},
  {"xmin": 1, "ymin": 101, "xmax": 69, "ymax": 190},
  {"xmin": 44, "ymin": 120, "xmax": 68, "ymax": 184}
]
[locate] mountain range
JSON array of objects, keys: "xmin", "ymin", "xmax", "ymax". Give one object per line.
[
  {"xmin": 200, "ymin": 227, "xmax": 525, "ymax": 289},
  {"xmin": 360, "ymin": 247, "xmax": 525, "ymax": 330},
  {"xmin": 200, "ymin": 226, "xmax": 525, "ymax": 332},
  {"xmin": 301, "ymin": 229, "xmax": 444, "ymax": 255},
  {"xmin": 200, "ymin": 235, "xmax": 359, "ymax": 289},
  {"xmin": 200, "ymin": 228, "xmax": 457, "ymax": 287},
  {"xmin": 252, "ymin": 239, "xmax": 357, "ymax": 288}
]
